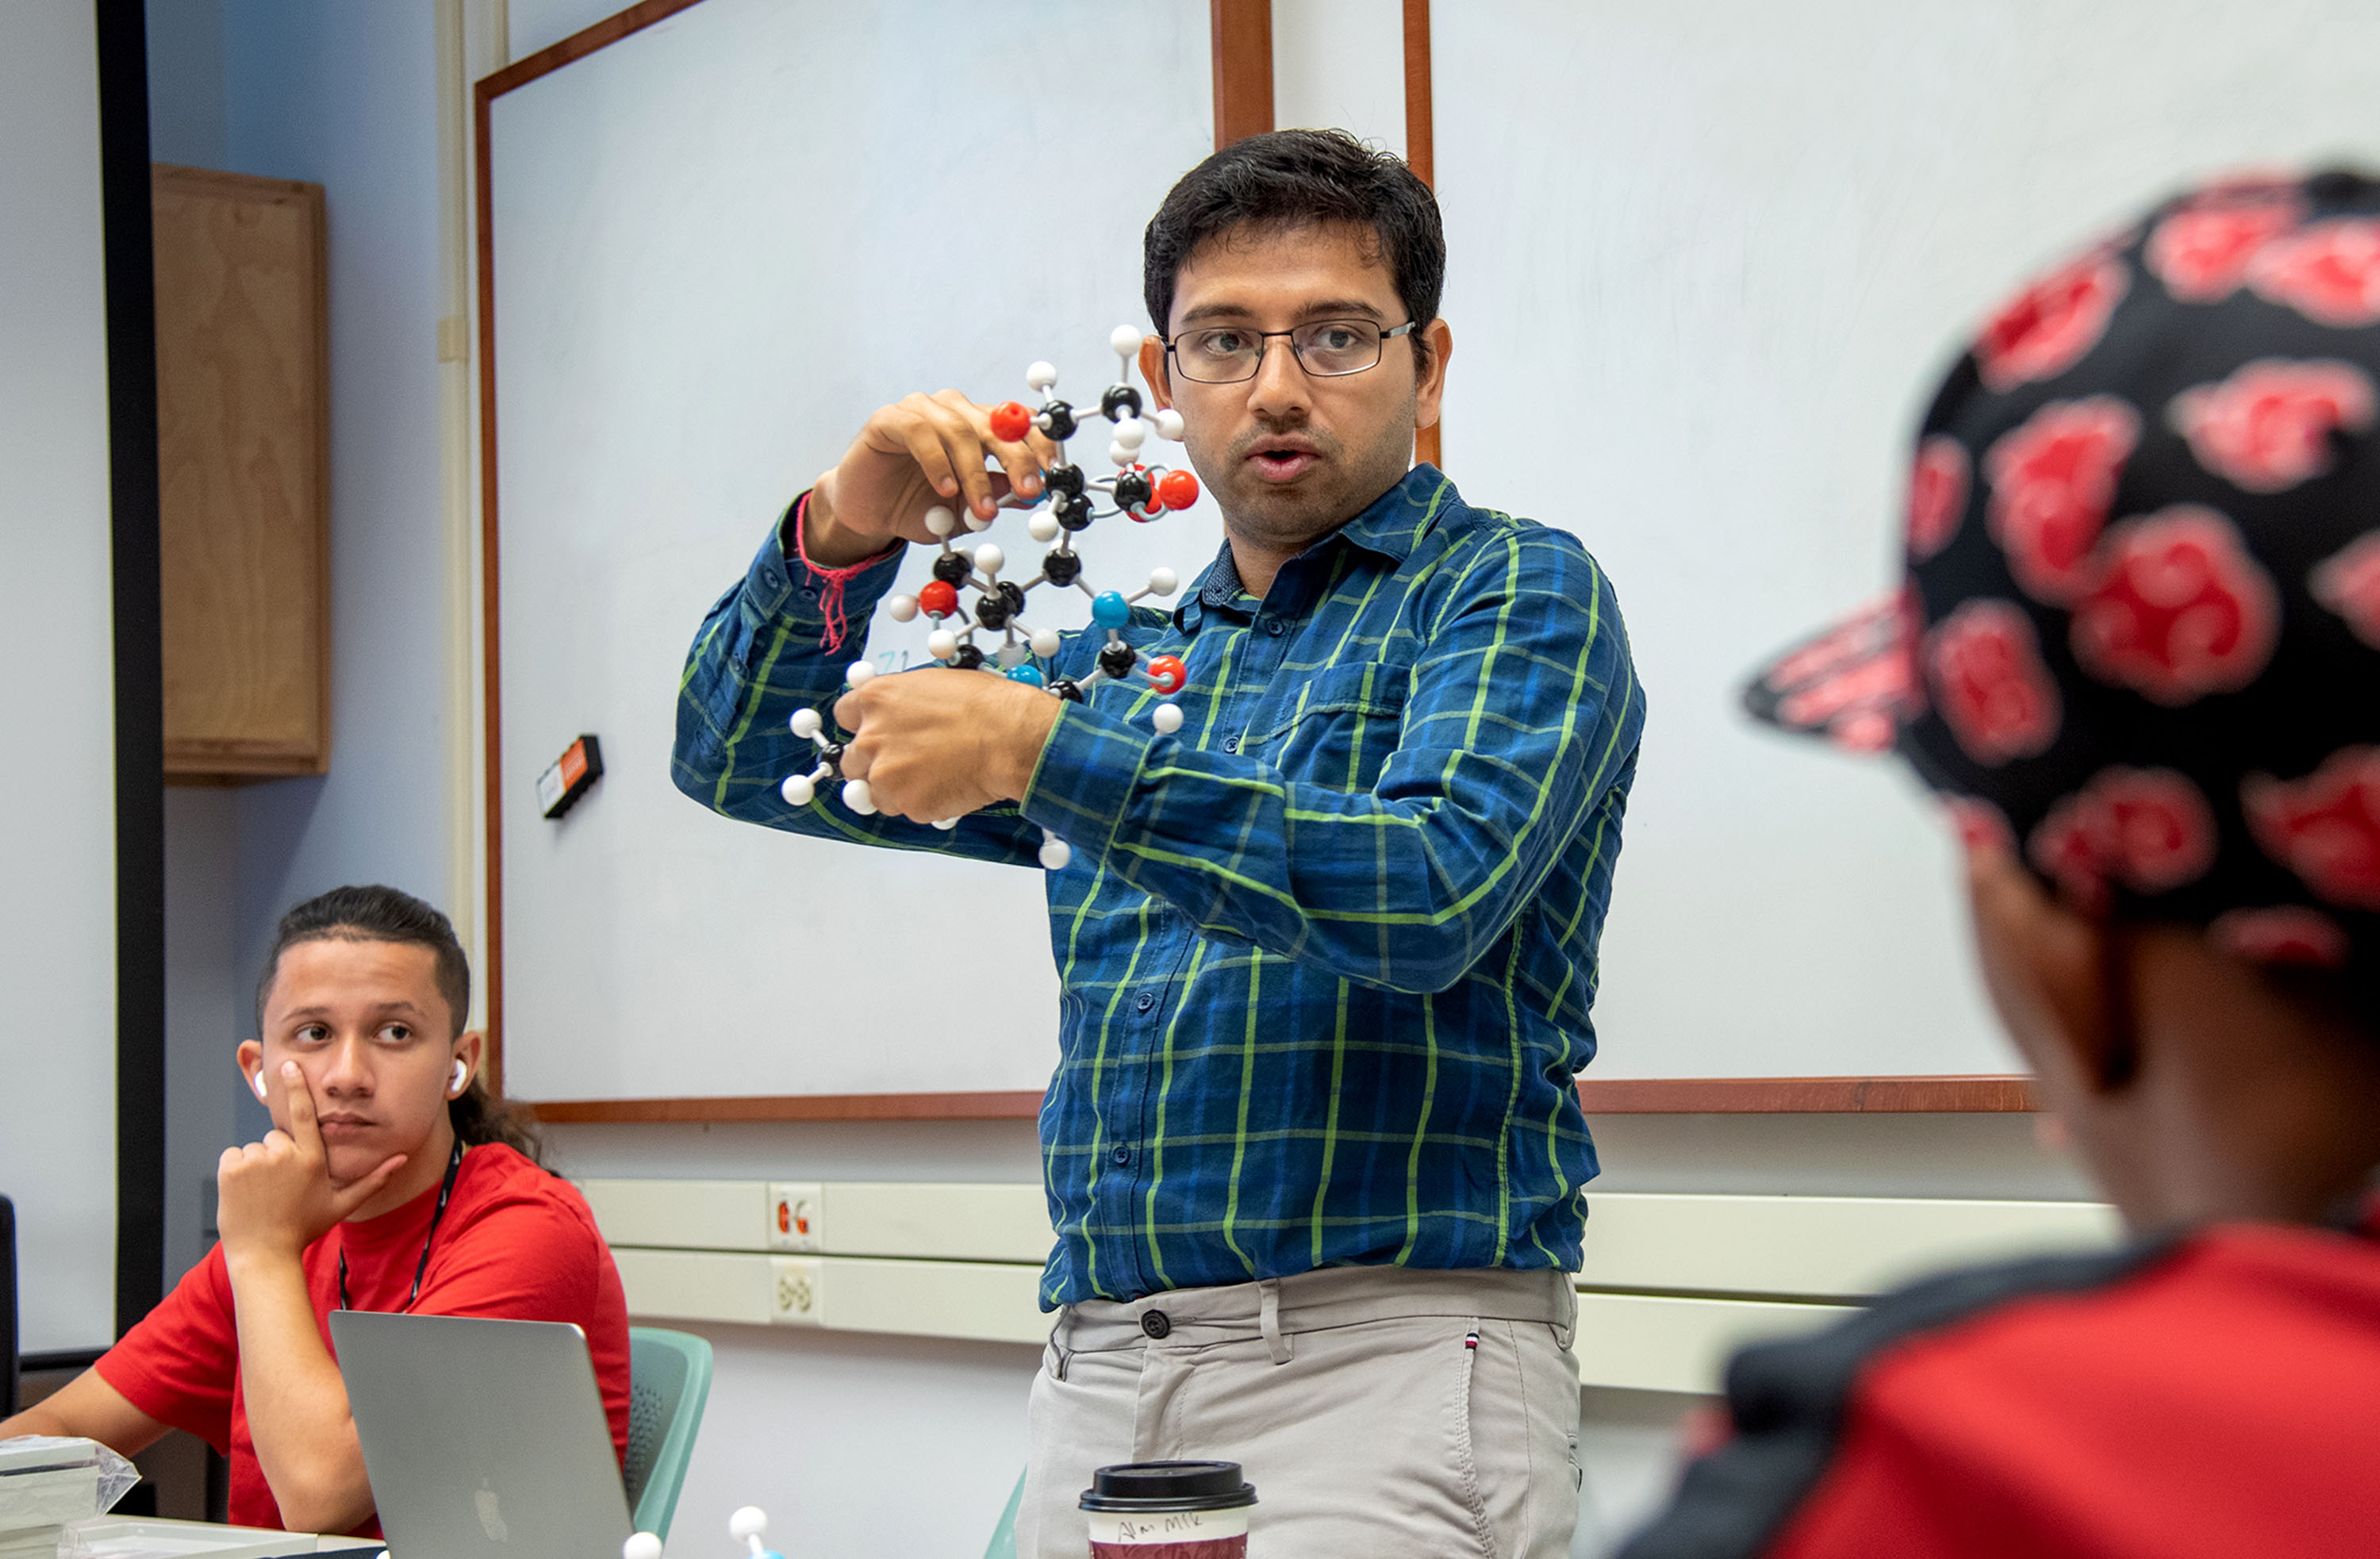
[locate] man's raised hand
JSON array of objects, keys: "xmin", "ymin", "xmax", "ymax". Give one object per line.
[
  {"xmin": 832, "ymin": 668, "xmax": 1061, "ymax": 824},
  {"xmin": 805, "ymin": 390, "xmax": 1059, "ymax": 567},
  {"xmin": 216, "ymin": 1062, "xmax": 406, "ymax": 1265}
]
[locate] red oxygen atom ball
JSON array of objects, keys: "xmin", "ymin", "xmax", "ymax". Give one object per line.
[
  {"xmin": 988, "ymin": 401, "xmax": 1034, "ymax": 443},
  {"xmin": 1156, "ymin": 470, "xmax": 1200, "ymax": 510},
  {"xmin": 1146, "ymin": 655, "xmax": 1188, "ymax": 694},
  {"xmin": 917, "ymin": 579, "xmax": 961, "ymax": 618}
]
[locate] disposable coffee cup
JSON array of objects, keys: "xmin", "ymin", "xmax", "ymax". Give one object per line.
[{"xmin": 1080, "ymin": 1461, "xmax": 1257, "ymax": 1557}]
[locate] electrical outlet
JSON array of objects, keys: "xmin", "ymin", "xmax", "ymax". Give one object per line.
[
  {"xmin": 769, "ymin": 1256, "xmax": 823, "ymax": 1325},
  {"xmin": 766, "ymin": 1181, "xmax": 823, "ymax": 1252}
]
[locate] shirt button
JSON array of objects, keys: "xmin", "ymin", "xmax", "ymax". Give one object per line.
[
  {"xmin": 1263, "ymin": 617, "xmax": 1285, "ymax": 636},
  {"xmin": 1135, "ymin": 991, "xmax": 1157, "ymax": 1012},
  {"xmin": 1140, "ymin": 1310, "xmax": 1173, "ymax": 1339},
  {"xmin": 1223, "ymin": 735, "xmax": 1239, "ymax": 753},
  {"xmin": 1111, "ymin": 1144, "xmax": 1132, "ymax": 1166}
]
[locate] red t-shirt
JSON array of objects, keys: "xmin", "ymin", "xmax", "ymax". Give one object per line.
[
  {"xmin": 96, "ymin": 1142, "xmax": 631, "ymax": 1538},
  {"xmin": 1619, "ymin": 1200, "xmax": 2380, "ymax": 1558}
]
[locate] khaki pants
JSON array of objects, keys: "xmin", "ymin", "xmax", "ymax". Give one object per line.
[{"xmin": 1019, "ymin": 1266, "xmax": 1583, "ymax": 1559}]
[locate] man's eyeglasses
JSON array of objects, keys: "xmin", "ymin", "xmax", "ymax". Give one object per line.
[{"xmin": 1163, "ymin": 318, "xmax": 1418, "ymax": 384}]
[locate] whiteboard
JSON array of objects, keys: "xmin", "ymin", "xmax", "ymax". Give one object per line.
[
  {"xmin": 0, "ymin": 0, "xmax": 120, "ymax": 1351},
  {"xmin": 494, "ymin": 0, "xmax": 2380, "ymax": 1102},
  {"xmin": 1434, "ymin": 0, "xmax": 2380, "ymax": 1077},
  {"xmin": 489, "ymin": 0, "xmax": 1217, "ymax": 1100}
]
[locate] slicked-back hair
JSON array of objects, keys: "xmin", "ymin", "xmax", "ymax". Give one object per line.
[
  {"xmin": 1144, "ymin": 129, "xmax": 1444, "ymax": 367},
  {"xmin": 255, "ymin": 884, "xmax": 546, "ymax": 1165}
]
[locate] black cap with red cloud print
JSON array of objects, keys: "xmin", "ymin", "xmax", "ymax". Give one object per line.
[{"xmin": 1745, "ymin": 168, "xmax": 2380, "ymax": 987}]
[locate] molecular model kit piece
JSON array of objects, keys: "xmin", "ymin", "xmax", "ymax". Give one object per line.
[{"xmin": 781, "ymin": 326, "xmax": 1203, "ymax": 871}]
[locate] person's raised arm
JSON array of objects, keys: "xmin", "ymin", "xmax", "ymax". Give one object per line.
[
  {"xmin": 215, "ymin": 1062, "xmax": 406, "ymax": 1535},
  {"xmin": 1017, "ymin": 524, "xmax": 1645, "ymax": 993},
  {"xmin": 672, "ymin": 390, "xmax": 1063, "ymax": 866}
]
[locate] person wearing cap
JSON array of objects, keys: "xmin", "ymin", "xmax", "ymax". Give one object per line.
[
  {"xmin": 1625, "ymin": 168, "xmax": 2380, "ymax": 1558},
  {"xmin": 674, "ymin": 129, "xmax": 1645, "ymax": 1557}
]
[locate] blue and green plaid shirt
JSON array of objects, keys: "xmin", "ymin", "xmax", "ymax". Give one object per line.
[{"xmin": 674, "ymin": 466, "xmax": 1645, "ymax": 1306}]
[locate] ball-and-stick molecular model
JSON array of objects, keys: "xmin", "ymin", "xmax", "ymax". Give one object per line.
[
  {"xmin": 781, "ymin": 327, "xmax": 1202, "ymax": 871},
  {"xmin": 727, "ymin": 1505, "xmax": 783, "ymax": 1559},
  {"xmin": 621, "ymin": 1533, "xmax": 666, "ymax": 1559}
]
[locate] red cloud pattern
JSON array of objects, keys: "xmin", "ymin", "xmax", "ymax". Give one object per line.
[
  {"xmin": 2248, "ymin": 220, "xmax": 2380, "ymax": 328},
  {"xmin": 1925, "ymin": 599, "xmax": 2062, "ymax": 766},
  {"xmin": 2028, "ymin": 767, "xmax": 2219, "ymax": 911},
  {"xmin": 2169, "ymin": 358, "xmax": 2377, "ymax": 493},
  {"xmin": 2069, "ymin": 507, "xmax": 2279, "ymax": 705},
  {"xmin": 1906, "ymin": 436, "xmax": 1970, "ymax": 561},
  {"xmin": 2143, "ymin": 189, "xmax": 2303, "ymax": 303},
  {"xmin": 2208, "ymin": 905, "xmax": 2353, "ymax": 969},
  {"xmin": 2243, "ymin": 747, "xmax": 2380, "ymax": 911},
  {"xmin": 1983, "ymin": 397, "xmax": 2140, "ymax": 604},
  {"xmin": 2311, "ymin": 532, "xmax": 2380, "ymax": 649},
  {"xmin": 1974, "ymin": 252, "xmax": 2129, "ymax": 392}
]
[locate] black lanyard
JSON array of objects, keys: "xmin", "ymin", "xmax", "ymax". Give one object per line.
[{"xmin": 336, "ymin": 1140, "xmax": 464, "ymax": 1313}]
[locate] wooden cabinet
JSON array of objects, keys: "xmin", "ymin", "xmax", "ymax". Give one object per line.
[{"xmin": 153, "ymin": 164, "xmax": 329, "ymax": 781}]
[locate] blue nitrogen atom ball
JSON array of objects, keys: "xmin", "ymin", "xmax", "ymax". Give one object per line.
[
  {"xmin": 1090, "ymin": 590, "xmax": 1131, "ymax": 629},
  {"xmin": 1005, "ymin": 663, "xmax": 1046, "ymax": 687}
]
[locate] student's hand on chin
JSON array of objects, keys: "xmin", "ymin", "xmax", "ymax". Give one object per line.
[{"xmin": 217, "ymin": 1062, "xmax": 407, "ymax": 1263}]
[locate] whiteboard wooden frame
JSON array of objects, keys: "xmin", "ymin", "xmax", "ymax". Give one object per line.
[{"xmin": 476, "ymin": 0, "xmax": 2027, "ymax": 1122}]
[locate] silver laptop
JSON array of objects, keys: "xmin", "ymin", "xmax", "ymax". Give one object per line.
[{"xmin": 330, "ymin": 1311, "xmax": 632, "ymax": 1559}]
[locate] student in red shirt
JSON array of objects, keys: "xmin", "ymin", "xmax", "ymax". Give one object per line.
[
  {"xmin": 1621, "ymin": 168, "xmax": 2380, "ymax": 1557},
  {"xmin": 0, "ymin": 885, "xmax": 631, "ymax": 1539}
]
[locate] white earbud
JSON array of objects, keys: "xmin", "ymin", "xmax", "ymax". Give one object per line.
[
  {"xmin": 451, "ymin": 1059, "xmax": 470, "ymax": 1096},
  {"xmin": 251, "ymin": 1070, "xmax": 267, "ymax": 1101}
]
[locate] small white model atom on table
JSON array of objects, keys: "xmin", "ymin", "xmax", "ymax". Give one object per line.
[{"xmin": 781, "ymin": 326, "xmax": 1202, "ymax": 870}]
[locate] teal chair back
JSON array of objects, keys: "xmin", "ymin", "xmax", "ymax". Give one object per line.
[
  {"xmin": 625, "ymin": 1327, "xmax": 714, "ymax": 1539},
  {"xmin": 983, "ymin": 1469, "xmax": 1025, "ymax": 1559}
]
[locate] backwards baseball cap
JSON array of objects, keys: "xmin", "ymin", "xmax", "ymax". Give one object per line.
[{"xmin": 1745, "ymin": 167, "xmax": 2380, "ymax": 985}]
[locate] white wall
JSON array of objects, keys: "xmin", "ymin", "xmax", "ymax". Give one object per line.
[{"xmin": 1, "ymin": 0, "xmax": 123, "ymax": 1357}]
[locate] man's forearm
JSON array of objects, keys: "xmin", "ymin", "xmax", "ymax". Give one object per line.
[
  {"xmin": 0, "ymin": 1403, "xmax": 75, "ymax": 1439},
  {"xmin": 224, "ymin": 1250, "xmax": 374, "ymax": 1533},
  {"xmin": 0, "ymin": 1369, "xmax": 169, "ymax": 1456}
]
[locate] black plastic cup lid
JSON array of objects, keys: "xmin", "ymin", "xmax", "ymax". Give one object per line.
[{"xmin": 1079, "ymin": 1461, "xmax": 1257, "ymax": 1512}]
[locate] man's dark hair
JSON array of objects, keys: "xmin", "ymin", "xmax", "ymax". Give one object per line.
[
  {"xmin": 1144, "ymin": 129, "xmax": 1445, "ymax": 368},
  {"xmin": 255, "ymin": 884, "xmax": 545, "ymax": 1165}
]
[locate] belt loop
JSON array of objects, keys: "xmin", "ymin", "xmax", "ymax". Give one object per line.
[
  {"xmin": 1048, "ymin": 1308, "xmax": 1075, "ymax": 1381},
  {"xmin": 1257, "ymin": 1278, "xmax": 1292, "ymax": 1365}
]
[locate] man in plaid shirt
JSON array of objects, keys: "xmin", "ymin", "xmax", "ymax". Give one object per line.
[{"xmin": 674, "ymin": 129, "xmax": 1644, "ymax": 1558}]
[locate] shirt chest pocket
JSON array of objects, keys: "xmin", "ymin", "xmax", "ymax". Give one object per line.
[{"xmin": 1243, "ymin": 659, "xmax": 1410, "ymax": 792}]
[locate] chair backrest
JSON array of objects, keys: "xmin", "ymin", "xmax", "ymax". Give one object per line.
[
  {"xmin": 2, "ymin": 1196, "xmax": 17, "ymax": 1417},
  {"xmin": 982, "ymin": 1468, "xmax": 1025, "ymax": 1559},
  {"xmin": 624, "ymin": 1327, "xmax": 714, "ymax": 1540}
]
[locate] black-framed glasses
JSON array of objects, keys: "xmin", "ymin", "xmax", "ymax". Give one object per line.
[{"xmin": 1164, "ymin": 318, "xmax": 1418, "ymax": 383}]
